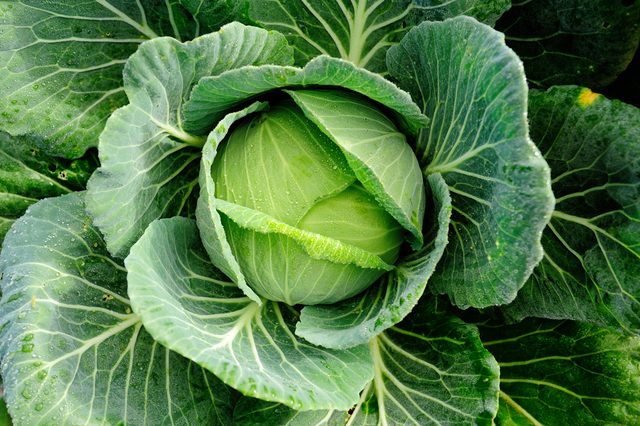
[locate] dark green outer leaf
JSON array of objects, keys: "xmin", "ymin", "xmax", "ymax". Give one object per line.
[
  {"xmin": 388, "ymin": 16, "xmax": 554, "ymax": 309},
  {"xmin": 480, "ymin": 319, "xmax": 640, "ymax": 425},
  {"xmin": 496, "ymin": 0, "xmax": 640, "ymax": 89},
  {"xmin": 126, "ymin": 217, "xmax": 374, "ymax": 411},
  {"xmin": 0, "ymin": 132, "xmax": 97, "ymax": 245},
  {"xmin": 0, "ymin": 0, "xmax": 198, "ymax": 158},
  {"xmin": 241, "ymin": 0, "xmax": 510, "ymax": 73},
  {"xmin": 501, "ymin": 86, "xmax": 640, "ymax": 335},
  {"xmin": 0, "ymin": 193, "xmax": 233, "ymax": 425},
  {"xmin": 86, "ymin": 22, "xmax": 293, "ymax": 259},
  {"xmin": 296, "ymin": 174, "xmax": 451, "ymax": 349},
  {"xmin": 348, "ymin": 297, "xmax": 499, "ymax": 425}
]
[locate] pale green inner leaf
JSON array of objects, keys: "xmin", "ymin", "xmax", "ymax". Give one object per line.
[
  {"xmin": 297, "ymin": 184, "xmax": 404, "ymax": 264},
  {"xmin": 287, "ymin": 88, "xmax": 425, "ymax": 248},
  {"xmin": 212, "ymin": 100, "xmax": 355, "ymax": 226},
  {"xmin": 221, "ymin": 214, "xmax": 387, "ymax": 305},
  {"xmin": 216, "ymin": 198, "xmax": 393, "ymax": 272},
  {"xmin": 196, "ymin": 101, "xmax": 270, "ymax": 304}
]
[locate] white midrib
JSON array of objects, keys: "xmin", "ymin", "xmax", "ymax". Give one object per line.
[
  {"xmin": 348, "ymin": 0, "xmax": 368, "ymax": 65},
  {"xmin": 147, "ymin": 114, "xmax": 206, "ymax": 147},
  {"xmin": 95, "ymin": 0, "xmax": 159, "ymax": 39},
  {"xmin": 499, "ymin": 391, "xmax": 543, "ymax": 426},
  {"xmin": 369, "ymin": 337, "xmax": 389, "ymax": 426},
  {"xmin": 211, "ymin": 303, "xmax": 260, "ymax": 349},
  {"xmin": 41, "ymin": 314, "xmax": 140, "ymax": 367}
]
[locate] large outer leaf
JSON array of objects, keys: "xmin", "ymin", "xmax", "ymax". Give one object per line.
[
  {"xmin": 240, "ymin": 0, "xmax": 510, "ymax": 73},
  {"xmin": 0, "ymin": 193, "xmax": 233, "ymax": 425},
  {"xmin": 126, "ymin": 217, "xmax": 374, "ymax": 411},
  {"xmin": 347, "ymin": 298, "xmax": 499, "ymax": 425},
  {"xmin": 0, "ymin": 132, "xmax": 97, "ymax": 245},
  {"xmin": 388, "ymin": 16, "xmax": 554, "ymax": 309},
  {"xmin": 502, "ymin": 87, "xmax": 640, "ymax": 334},
  {"xmin": 496, "ymin": 0, "xmax": 640, "ymax": 89},
  {"xmin": 0, "ymin": 0, "xmax": 199, "ymax": 158},
  {"xmin": 296, "ymin": 174, "xmax": 451, "ymax": 349},
  {"xmin": 480, "ymin": 319, "xmax": 640, "ymax": 425},
  {"xmin": 86, "ymin": 22, "xmax": 293, "ymax": 259}
]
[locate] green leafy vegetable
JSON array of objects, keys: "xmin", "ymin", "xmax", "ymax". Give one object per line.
[
  {"xmin": 1, "ymin": 1, "xmax": 638, "ymax": 424},
  {"xmin": 207, "ymin": 89, "xmax": 424, "ymax": 305}
]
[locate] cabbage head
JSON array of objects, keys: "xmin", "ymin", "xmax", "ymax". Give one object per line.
[{"xmin": 210, "ymin": 92, "xmax": 425, "ymax": 304}]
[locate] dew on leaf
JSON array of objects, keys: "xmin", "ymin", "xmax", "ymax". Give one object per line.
[{"xmin": 21, "ymin": 388, "xmax": 33, "ymax": 400}]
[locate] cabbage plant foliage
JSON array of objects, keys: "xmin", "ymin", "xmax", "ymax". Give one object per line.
[{"xmin": 0, "ymin": 1, "xmax": 639, "ymax": 425}]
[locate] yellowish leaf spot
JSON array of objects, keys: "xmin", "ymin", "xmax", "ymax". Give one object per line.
[
  {"xmin": 577, "ymin": 88, "xmax": 600, "ymax": 108},
  {"xmin": 31, "ymin": 295, "xmax": 37, "ymax": 308}
]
